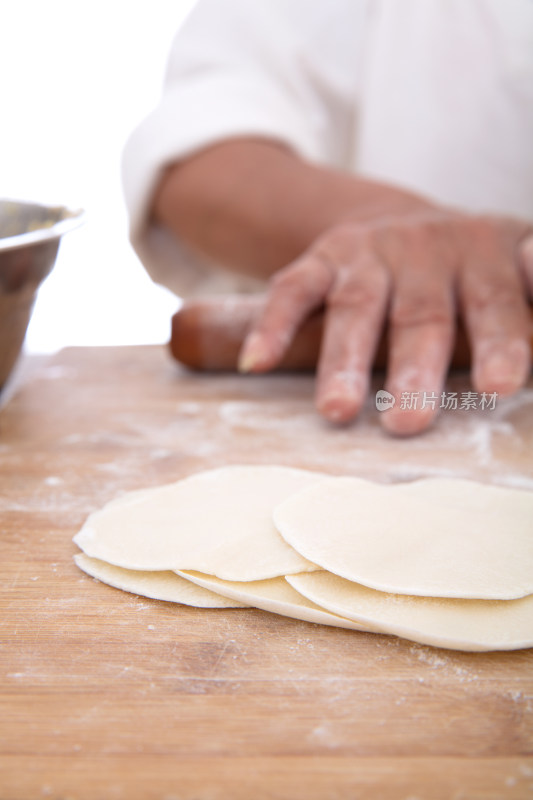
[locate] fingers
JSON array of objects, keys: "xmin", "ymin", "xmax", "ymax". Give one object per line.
[
  {"xmin": 170, "ymin": 296, "xmax": 262, "ymax": 370},
  {"xmin": 237, "ymin": 214, "xmax": 532, "ymax": 437},
  {"xmin": 315, "ymin": 250, "xmax": 389, "ymax": 423},
  {"xmin": 458, "ymin": 222, "xmax": 532, "ymax": 397},
  {"xmin": 518, "ymin": 232, "xmax": 533, "ymax": 301},
  {"xmin": 381, "ymin": 271, "xmax": 455, "ymax": 436},
  {"xmin": 519, "ymin": 234, "xmax": 533, "ymax": 361},
  {"xmin": 368, "ymin": 222, "xmax": 455, "ymax": 435},
  {"xmin": 238, "ymin": 254, "xmax": 333, "ymax": 372}
]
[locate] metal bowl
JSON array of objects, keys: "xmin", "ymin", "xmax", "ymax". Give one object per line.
[{"xmin": 0, "ymin": 199, "xmax": 84, "ymax": 391}]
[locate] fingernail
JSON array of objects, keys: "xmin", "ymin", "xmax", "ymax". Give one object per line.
[
  {"xmin": 480, "ymin": 360, "xmax": 525, "ymax": 393},
  {"xmin": 521, "ymin": 234, "xmax": 533, "ymax": 264},
  {"xmin": 321, "ymin": 400, "xmax": 353, "ymax": 424},
  {"xmin": 381, "ymin": 409, "xmax": 434, "ymax": 436},
  {"xmin": 479, "ymin": 342, "xmax": 530, "ymax": 392},
  {"xmin": 318, "ymin": 381, "xmax": 363, "ymax": 423},
  {"xmin": 238, "ymin": 334, "xmax": 268, "ymax": 373}
]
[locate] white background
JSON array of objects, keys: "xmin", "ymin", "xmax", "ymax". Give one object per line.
[{"xmin": 1, "ymin": 0, "xmax": 197, "ymax": 354}]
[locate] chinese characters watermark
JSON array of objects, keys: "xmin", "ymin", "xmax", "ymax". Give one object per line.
[{"xmin": 375, "ymin": 390, "xmax": 498, "ymax": 412}]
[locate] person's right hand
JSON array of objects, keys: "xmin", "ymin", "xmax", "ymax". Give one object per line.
[
  {"xmin": 155, "ymin": 139, "xmax": 532, "ymax": 435},
  {"xmin": 238, "ymin": 210, "xmax": 533, "ymax": 435}
]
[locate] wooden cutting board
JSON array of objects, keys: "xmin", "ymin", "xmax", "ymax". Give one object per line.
[{"xmin": 1, "ymin": 345, "xmax": 532, "ymax": 800}]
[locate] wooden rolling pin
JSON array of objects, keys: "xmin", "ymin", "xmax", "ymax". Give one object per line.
[{"xmin": 170, "ymin": 295, "xmax": 533, "ymax": 372}]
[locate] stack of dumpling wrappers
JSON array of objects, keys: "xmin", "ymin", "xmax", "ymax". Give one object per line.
[{"xmin": 73, "ymin": 465, "xmax": 533, "ymax": 652}]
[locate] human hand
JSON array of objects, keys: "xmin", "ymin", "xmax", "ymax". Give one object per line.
[{"xmin": 238, "ymin": 212, "xmax": 533, "ymax": 434}]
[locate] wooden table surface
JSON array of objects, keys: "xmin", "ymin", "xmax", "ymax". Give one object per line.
[{"xmin": 1, "ymin": 345, "xmax": 532, "ymax": 800}]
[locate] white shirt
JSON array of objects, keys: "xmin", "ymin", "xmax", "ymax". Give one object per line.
[{"xmin": 122, "ymin": 0, "xmax": 533, "ymax": 297}]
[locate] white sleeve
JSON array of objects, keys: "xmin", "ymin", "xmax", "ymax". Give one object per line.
[{"xmin": 121, "ymin": 0, "xmax": 366, "ymax": 296}]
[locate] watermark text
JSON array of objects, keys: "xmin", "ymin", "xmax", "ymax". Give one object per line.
[{"xmin": 376, "ymin": 390, "xmax": 498, "ymax": 412}]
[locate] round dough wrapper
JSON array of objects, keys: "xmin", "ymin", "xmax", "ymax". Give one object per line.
[
  {"xmin": 287, "ymin": 571, "xmax": 533, "ymax": 652},
  {"xmin": 73, "ymin": 465, "xmax": 325, "ymax": 580},
  {"xmin": 74, "ymin": 553, "xmax": 247, "ymax": 608},
  {"xmin": 176, "ymin": 570, "xmax": 376, "ymax": 632},
  {"xmin": 274, "ymin": 477, "xmax": 533, "ymax": 599}
]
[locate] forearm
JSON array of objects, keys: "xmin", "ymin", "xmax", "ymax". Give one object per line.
[{"xmin": 151, "ymin": 137, "xmax": 435, "ymax": 279}]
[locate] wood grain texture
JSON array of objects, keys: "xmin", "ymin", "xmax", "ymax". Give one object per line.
[{"xmin": 1, "ymin": 345, "xmax": 532, "ymax": 800}]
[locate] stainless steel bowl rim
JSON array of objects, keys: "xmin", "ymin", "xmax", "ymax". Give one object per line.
[{"xmin": 0, "ymin": 206, "xmax": 86, "ymax": 252}]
